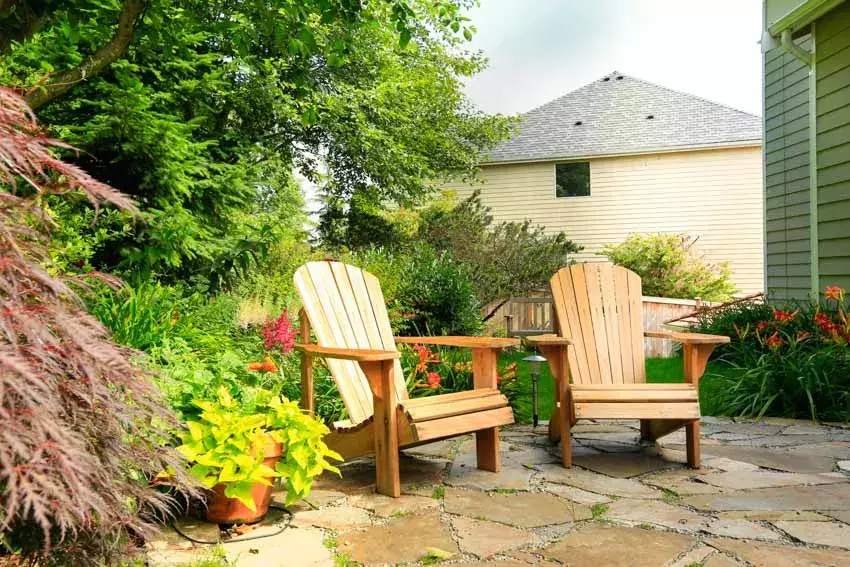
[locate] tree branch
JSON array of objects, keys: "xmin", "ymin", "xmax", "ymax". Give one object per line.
[{"xmin": 23, "ymin": 0, "xmax": 147, "ymax": 111}]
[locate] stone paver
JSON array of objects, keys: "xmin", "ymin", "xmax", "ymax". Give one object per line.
[
  {"xmin": 224, "ymin": 526, "xmax": 332, "ymax": 567},
  {"xmin": 708, "ymin": 537, "xmax": 850, "ymax": 566},
  {"xmin": 571, "ymin": 451, "xmax": 678, "ymax": 478},
  {"xmin": 447, "ymin": 456, "xmax": 533, "ymax": 490},
  {"xmin": 337, "ymin": 512, "xmax": 458, "ymax": 565},
  {"xmin": 698, "ymin": 470, "xmax": 846, "ymax": 490},
  {"xmin": 292, "ymin": 505, "xmax": 372, "ymax": 530},
  {"xmin": 443, "ymin": 487, "xmax": 591, "ymax": 527},
  {"xmin": 640, "ymin": 469, "xmax": 722, "ymax": 496},
  {"xmin": 542, "ymin": 524, "xmax": 695, "ymax": 567},
  {"xmin": 824, "ymin": 510, "xmax": 850, "ymax": 524},
  {"xmin": 449, "ymin": 516, "xmax": 541, "ymax": 558},
  {"xmin": 346, "ymin": 492, "xmax": 437, "ymax": 517},
  {"xmin": 148, "ymin": 418, "xmax": 850, "ymax": 567},
  {"xmin": 543, "ymin": 483, "xmax": 611, "ymax": 505},
  {"xmin": 702, "ymin": 552, "xmax": 747, "ymax": 567},
  {"xmin": 667, "ymin": 543, "xmax": 714, "ymax": 567},
  {"xmin": 605, "ymin": 498, "xmax": 709, "ymax": 532},
  {"xmin": 537, "ymin": 463, "xmax": 660, "ymax": 498},
  {"xmin": 717, "ymin": 510, "xmax": 831, "ymax": 521},
  {"xmin": 774, "ymin": 520, "xmax": 850, "ymax": 549},
  {"xmin": 786, "ymin": 442, "xmax": 850, "ymax": 460},
  {"xmin": 669, "ymin": 443, "xmax": 838, "ymax": 473},
  {"xmin": 704, "ymin": 518, "xmax": 782, "ymax": 541},
  {"xmin": 685, "ymin": 483, "xmax": 850, "ymax": 512}
]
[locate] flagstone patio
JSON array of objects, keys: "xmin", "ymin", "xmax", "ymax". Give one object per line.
[{"xmin": 149, "ymin": 417, "xmax": 850, "ymax": 567}]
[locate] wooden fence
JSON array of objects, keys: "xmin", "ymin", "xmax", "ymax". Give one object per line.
[{"xmin": 483, "ymin": 294, "xmax": 712, "ymax": 358}]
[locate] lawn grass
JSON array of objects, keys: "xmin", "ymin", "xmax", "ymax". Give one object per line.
[{"xmin": 504, "ymin": 349, "xmax": 736, "ymax": 424}]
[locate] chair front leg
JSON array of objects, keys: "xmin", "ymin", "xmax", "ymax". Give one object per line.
[
  {"xmin": 472, "ymin": 347, "xmax": 501, "ymax": 472},
  {"xmin": 360, "ymin": 359, "xmax": 400, "ymax": 497},
  {"xmin": 682, "ymin": 342, "xmax": 717, "ymax": 469},
  {"xmin": 539, "ymin": 344, "xmax": 572, "ymax": 467}
]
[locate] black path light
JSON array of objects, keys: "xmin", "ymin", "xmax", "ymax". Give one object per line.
[{"xmin": 522, "ymin": 354, "xmax": 547, "ymax": 427}]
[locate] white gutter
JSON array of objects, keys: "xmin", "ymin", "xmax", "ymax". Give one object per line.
[{"xmin": 776, "ymin": 26, "xmax": 819, "ymax": 297}]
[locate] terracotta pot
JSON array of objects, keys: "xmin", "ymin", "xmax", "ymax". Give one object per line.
[{"xmin": 205, "ymin": 435, "xmax": 283, "ymax": 524}]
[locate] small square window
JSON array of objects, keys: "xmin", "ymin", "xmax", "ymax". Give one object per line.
[{"xmin": 555, "ymin": 162, "xmax": 590, "ymax": 197}]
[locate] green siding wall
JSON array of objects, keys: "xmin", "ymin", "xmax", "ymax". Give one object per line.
[
  {"xmin": 816, "ymin": 2, "xmax": 850, "ymax": 291},
  {"xmin": 764, "ymin": 34, "xmax": 814, "ymax": 301}
]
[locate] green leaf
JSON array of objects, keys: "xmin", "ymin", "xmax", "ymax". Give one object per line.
[{"xmin": 224, "ymin": 481, "xmax": 257, "ymax": 511}]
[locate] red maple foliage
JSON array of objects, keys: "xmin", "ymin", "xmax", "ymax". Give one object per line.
[{"xmin": 0, "ymin": 88, "xmax": 191, "ymax": 562}]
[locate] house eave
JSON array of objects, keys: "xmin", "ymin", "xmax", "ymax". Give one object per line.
[
  {"xmin": 480, "ymin": 139, "xmax": 763, "ymax": 167},
  {"xmin": 767, "ymin": 0, "xmax": 845, "ymax": 35}
]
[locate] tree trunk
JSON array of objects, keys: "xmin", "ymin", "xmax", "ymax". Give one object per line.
[{"xmin": 23, "ymin": 0, "xmax": 147, "ymax": 111}]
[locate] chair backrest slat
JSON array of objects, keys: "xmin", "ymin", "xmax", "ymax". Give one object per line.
[
  {"xmin": 294, "ymin": 261, "xmax": 407, "ymax": 425},
  {"xmin": 550, "ymin": 262, "xmax": 646, "ymax": 385}
]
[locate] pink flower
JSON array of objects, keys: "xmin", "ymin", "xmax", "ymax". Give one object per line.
[
  {"xmin": 426, "ymin": 372, "xmax": 441, "ymax": 389},
  {"xmin": 263, "ymin": 310, "xmax": 297, "ymax": 353}
]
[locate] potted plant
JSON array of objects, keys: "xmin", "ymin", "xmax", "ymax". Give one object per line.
[{"xmin": 177, "ymin": 387, "xmax": 341, "ymax": 524}]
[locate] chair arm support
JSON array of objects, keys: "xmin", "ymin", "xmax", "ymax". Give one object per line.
[
  {"xmin": 645, "ymin": 330, "xmax": 730, "ymax": 345},
  {"xmin": 395, "ymin": 336, "xmax": 520, "ymax": 349},
  {"xmin": 295, "ymin": 344, "xmax": 401, "ymax": 362}
]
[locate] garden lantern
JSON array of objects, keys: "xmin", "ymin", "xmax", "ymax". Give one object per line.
[{"xmin": 522, "ymin": 354, "xmax": 547, "ymax": 427}]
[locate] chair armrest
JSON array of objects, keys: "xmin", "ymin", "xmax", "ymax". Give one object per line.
[
  {"xmin": 526, "ymin": 334, "xmax": 572, "ymax": 346},
  {"xmin": 645, "ymin": 330, "xmax": 730, "ymax": 345},
  {"xmin": 295, "ymin": 344, "xmax": 400, "ymax": 361},
  {"xmin": 394, "ymin": 336, "xmax": 520, "ymax": 349}
]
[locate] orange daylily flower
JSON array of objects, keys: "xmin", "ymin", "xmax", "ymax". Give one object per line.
[
  {"xmin": 248, "ymin": 355, "xmax": 278, "ymax": 373},
  {"xmin": 825, "ymin": 286, "xmax": 845, "ymax": 301}
]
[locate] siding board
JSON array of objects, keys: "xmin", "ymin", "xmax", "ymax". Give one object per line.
[
  {"xmin": 815, "ymin": 2, "xmax": 850, "ymax": 297},
  {"xmin": 442, "ymin": 147, "xmax": 764, "ymax": 294},
  {"xmin": 764, "ymin": 33, "xmax": 813, "ymax": 300}
]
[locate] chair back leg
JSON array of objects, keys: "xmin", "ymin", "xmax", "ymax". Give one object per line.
[{"xmin": 686, "ymin": 420, "xmax": 701, "ymax": 468}]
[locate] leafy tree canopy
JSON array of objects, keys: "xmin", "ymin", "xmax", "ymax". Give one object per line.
[
  {"xmin": 0, "ymin": 0, "xmax": 512, "ymax": 284},
  {"xmin": 323, "ymin": 189, "xmax": 582, "ymax": 319}
]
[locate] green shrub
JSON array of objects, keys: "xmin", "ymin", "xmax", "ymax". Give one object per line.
[
  {"xmin": 417, "ymin": 190, "xmax": 581, "ymax": 321},
  {"xmin": 346, "ymin": 244, "xmax": 483, "ymax": 336},
  {"xmin": 696, "ymin": 298, "xmax": 773, "ymax": 358},
  {"xmin": 602, "ymin": 233, "xmax": 736, "ymax": 301},
  {"xmin": 86, "ymin": 281, "xmax": 204, "ymax": 351},
  {"xmin": 395, "ymin": 245, "xmax": 483, "ymax": 336},
  {"xmin": 707, "ymin": 286, "xmax": 850, "ymax": 421}
]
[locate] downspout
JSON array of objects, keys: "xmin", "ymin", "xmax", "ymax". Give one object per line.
[{"xmin": 780, "ymin": 29, "xmax": 819, "ymax": 297}]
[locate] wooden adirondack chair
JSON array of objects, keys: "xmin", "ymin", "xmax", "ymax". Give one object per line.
[
  {"xmin": 293, "ymin": 261, "xmax": 517, "ymax": 497},
  {"xmin": 527, "ymin": 262, "xmax": 729, "ymax": 469}
]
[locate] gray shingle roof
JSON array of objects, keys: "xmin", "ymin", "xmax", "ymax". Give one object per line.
[{"xmin": 486, "ymin": 71, "xmax": 762, "ymax": 164}]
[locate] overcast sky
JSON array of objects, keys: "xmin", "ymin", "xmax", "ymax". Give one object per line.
[{"xmin": 462, "ymin": 0, "xmax": 764, "ymax": 116}]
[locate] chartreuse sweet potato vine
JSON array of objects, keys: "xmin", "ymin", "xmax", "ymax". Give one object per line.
[{"xmin": 177, "ymin": 387, "xmax": 342, "ymax": 510}]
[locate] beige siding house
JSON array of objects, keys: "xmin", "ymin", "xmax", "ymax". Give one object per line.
[{"xmin": 442, "ymin": 72, "xmax": 765, "ymax": 294}]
